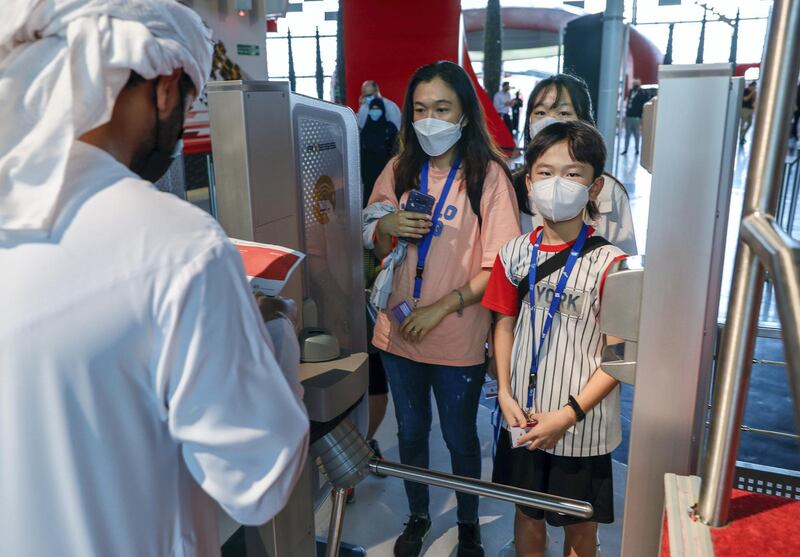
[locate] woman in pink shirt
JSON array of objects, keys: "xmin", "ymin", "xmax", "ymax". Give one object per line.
[{"xmin": 367, "ymin": 61, "xmax": 521, "ymax": 557}]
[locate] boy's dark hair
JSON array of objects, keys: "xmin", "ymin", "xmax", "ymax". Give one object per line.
[{"xmin": 524, "ymin": 120, "xmax": 606, "ymax": 220}]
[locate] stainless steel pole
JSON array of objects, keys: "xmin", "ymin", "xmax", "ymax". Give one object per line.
[
  {"xmin": 741, "ymin": 216, "xmax": 800, "ymax": 430},
  {"xmin": 324, "ymin": 488, "xmax": 348, "ymax": 557},
  {"xmin": 596, "ymin": 0, "xmax": 625, "ymax": 169},
  {"xmin": 370, "ymin": 460, "xmax": 594, "ymax": 519},
  {"xmin": 695, "ymin": 0, "xmax": 800, "ymax": 527}
]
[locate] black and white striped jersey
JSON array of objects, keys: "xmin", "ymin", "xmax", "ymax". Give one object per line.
[{"xmin": 483, "ymin": 227, "xmax": 627, "ymax": 457}]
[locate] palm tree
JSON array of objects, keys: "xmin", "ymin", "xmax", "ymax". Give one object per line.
[{"xmin": 483, "ymin": 0, "xmax": 503, "ymax": 97}]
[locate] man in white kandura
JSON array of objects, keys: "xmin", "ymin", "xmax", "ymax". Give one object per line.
[{"xmin": 0, "ymin": 1, "xmax": 309, "ymax": 555}]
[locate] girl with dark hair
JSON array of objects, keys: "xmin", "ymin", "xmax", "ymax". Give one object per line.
[
  {"xmin": 515, "ymin": 73, "xmax": 638, "ymax": 255},
  {"xmin": 365, "ymin": 60, "xmax": 521, "ymax": 557},
  {"xmin": 484, "ymin": 120, "xmax": 626, "ymax": 557}
]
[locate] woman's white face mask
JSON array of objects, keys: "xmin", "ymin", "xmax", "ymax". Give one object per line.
[
  {"xmin": 413, "ymin": 117, "xmax": 463, "ymax": 157},
  {"xmin": 529, "ymin": 176, "xmax": 589, "ymax": 222},
  {"xmin": 528, "ymin": 116, "xmax": 560, "ymax": 142}
]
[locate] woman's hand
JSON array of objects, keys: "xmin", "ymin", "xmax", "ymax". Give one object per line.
[
  {"xmin": 518, "ymin": 407, "xmax": 576, "ymax": 451},
  {"xmin": 399, "ymin": 301, "xmax": 448, "ymax": 343},
  {"xmin": 377, "ymin": 211, "xmax": 432, "ymax": 241},
  {"xmin": 498, "ymin": 391, "xmax": 528, "ymax": 429}
]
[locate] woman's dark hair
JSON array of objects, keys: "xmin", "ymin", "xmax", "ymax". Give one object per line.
[
  {"xmin": 523, "ymin": 74, "xmax": 595, "ymax": 145},
  {"xmin": 394, "ymin": 61, "xmax": 510, "ymax": 222},
  {"xmin": 524, "ymin": 120, "xmax": 606, "ymax": 220}
]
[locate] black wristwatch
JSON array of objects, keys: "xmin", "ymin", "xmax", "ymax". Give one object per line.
[{"xmin": 566, "ymin": 395, "xmax": 586, "ymax": 422}]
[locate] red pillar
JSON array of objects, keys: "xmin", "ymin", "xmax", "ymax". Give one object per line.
[{"xmin": 342, "ymin": 0, "xmax": 516, "ymax": 152}]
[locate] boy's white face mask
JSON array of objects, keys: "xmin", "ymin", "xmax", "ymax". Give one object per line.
[{"xmin": 529, "ymin": 176, "xmax": 589, "ymax": 222}]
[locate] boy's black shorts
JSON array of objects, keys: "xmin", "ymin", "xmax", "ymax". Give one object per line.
[{"xmin": 492, "ymin": 428, "xmax": 614, "ymax": 526}]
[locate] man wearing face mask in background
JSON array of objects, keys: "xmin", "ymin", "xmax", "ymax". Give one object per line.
[
  {"xmin": 357, "ymin": 79, "xmax": 403, "ymax": 130},
  {"xmin": 0, "ymin": 1, "xmax": 309, "ymax": 555}
]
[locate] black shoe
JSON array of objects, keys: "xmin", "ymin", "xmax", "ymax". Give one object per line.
[
  {"xmin": 367, "ymin": 439, "xmax": 387, "ymax": 478},
  {"xmin": 457, "ymin": 522, "xmax": 484, "ymax": 557},
  {"xmin": 621, "ymin": 150, "xmax": 628, "ymax": 155},
  {"xmin": 393, "ymin": 514, "xmax": 431, "ymax": 557}
]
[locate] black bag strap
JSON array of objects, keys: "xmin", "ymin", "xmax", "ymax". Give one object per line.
[{"xmin": 516, "ymin": 236, "xmax": 612, "ymax": 307}]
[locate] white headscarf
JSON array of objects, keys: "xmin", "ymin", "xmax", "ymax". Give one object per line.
[{"xmin": 0, "ymin": 0, "xmax": 213, "ymax": 239}]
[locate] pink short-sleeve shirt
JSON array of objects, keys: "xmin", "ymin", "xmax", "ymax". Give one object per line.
[{"xmin": 368, "ymin": 157, "xmax": 521, "ymax": 366}]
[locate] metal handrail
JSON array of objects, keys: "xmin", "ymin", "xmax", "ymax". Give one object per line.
[
  {"xmin": 369, "ymin": 460, "xmax": 594, "ymax": 519},
  {"xmin": 695, "ymin": 0, "xmax": 800, "ymax": 527}
]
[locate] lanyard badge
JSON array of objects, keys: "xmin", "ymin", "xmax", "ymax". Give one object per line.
[
  {"xmin": 411, "ymin": 157, "xmax": 461, "ymax": 306},
  {"xmin": 526, "ymin": 223, "xmax": 589, "ymax": 414}
]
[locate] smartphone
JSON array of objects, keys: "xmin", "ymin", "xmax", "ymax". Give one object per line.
[{"xmin": 405, "ymin": 190, "xmax": 435, "ymax": 244}]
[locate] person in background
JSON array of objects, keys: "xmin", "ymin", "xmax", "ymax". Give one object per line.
[
  {"xmin": 358, "ymin": 79, "xmax": 402, "ymax": 130},
  {"xmin": 359, "ymin": 96, "xmax": 398, "ymax": 469},
  {"xmin": 361, "ymin": 97, "xmax": 399, "ymax": 204},
  {"xmin": 0, "ymin": 2, "xmax": 309, "ymax": 555},
  {"xmin": 622, "ymin": 79, "xmax": 647, "ymax": 155},
  {"xmin": 740, "ymin": 81, "xmax": 757, "ymax": 145},
  {"xmin": 494, "ymin": 80, "xmax": 514, "ymax": 134},
  {"xmin": 484, "ymin": 120, "xmax": 626, "ymax": 557},
  {"xmin": 511, "ymin": 90, "xmax": 524, "ymax": 138},
  {"xmin": 520, "ymin": 73, "xmax": 638, "ymax": 256},
  {"xmin": 365, "ymin": 61, "xmax": 521, "ymax": 557}
]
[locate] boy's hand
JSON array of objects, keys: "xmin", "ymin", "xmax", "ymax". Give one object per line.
[
  {"xmin": 498, "ymin": 391, "xmax": 528, "ymax": 429},
  {"xmin": 518, "ymin": 407, "xmax": 576, "ymax": 451}
]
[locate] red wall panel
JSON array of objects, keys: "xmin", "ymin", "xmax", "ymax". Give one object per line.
[{"xmin": 342, "ymin": 1, "xmax": 461, "ymax": 112}]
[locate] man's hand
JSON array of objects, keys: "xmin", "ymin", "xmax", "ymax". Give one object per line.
[
  {"xmin": 518, "ymin": 407, "xmax": 576, "ymax": 451},
  {"xmin": 399, "ymin": 301, "xmax": 448, "ymax": 343},
  {"xmin": 256, "ymin": 293, "xmax": 298, "ymax": 326}
]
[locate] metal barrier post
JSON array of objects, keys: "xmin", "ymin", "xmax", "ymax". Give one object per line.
[{"xmin": 695, "ymin": 0, "xmax": 800, "ymax": 526}]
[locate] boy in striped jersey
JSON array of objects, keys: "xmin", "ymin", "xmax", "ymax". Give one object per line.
[{"xmin": 482, "ymin": 121, "xmax": 627, "ymax": 557}]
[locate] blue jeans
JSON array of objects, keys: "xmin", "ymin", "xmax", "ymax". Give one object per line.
[{"xmin": 380, "ymin": 351, "xmax": 485, "ymax": 523}]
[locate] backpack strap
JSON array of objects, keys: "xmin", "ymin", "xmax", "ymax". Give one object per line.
[{"xmin": 516, "ymin": 236, "xmax": 612, "ymax": 308}]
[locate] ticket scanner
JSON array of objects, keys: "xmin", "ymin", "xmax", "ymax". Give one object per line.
[
  {"xmin": 206, "ymin": 81, "xmax": 369, "ymax": 555},
  {"xmin": 598, "ymin": 64, "xmax": 744, "ymax": 556}
]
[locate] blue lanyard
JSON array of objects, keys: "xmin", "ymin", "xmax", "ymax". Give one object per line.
[
  {"xmin": 526, "ymin": 223, "xmax": 589, "ymax": 411},
  {"xmin": 413, "ymin": 157, "xmax": 462, "ymax": 302}
]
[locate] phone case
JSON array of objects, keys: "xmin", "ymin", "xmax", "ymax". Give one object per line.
[
  {"xmin": 404, "ymin": 190, "xmax": 435, "ymax": 244},
  {"xmin": 405, "ymin": 190, "xmax": 435, "ymax": 215}
]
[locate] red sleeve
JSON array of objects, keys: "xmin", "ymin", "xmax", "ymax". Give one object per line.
[
  {"xmin": 599, "ymin": 255, "xmax": 628, "ymax": 303},
  {"xmin": 482, "ymin": 255, "xmax": 519, "ymax": 316}
]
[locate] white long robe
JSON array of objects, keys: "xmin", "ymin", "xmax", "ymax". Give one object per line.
[{"xmin": 0, "ymin": 141, "xmax": 309, "ymax": 556}]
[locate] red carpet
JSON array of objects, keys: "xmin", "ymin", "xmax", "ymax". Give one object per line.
[{"xmin": 662, "ymin": 489, "xmax": 800, "ymax": 556}]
